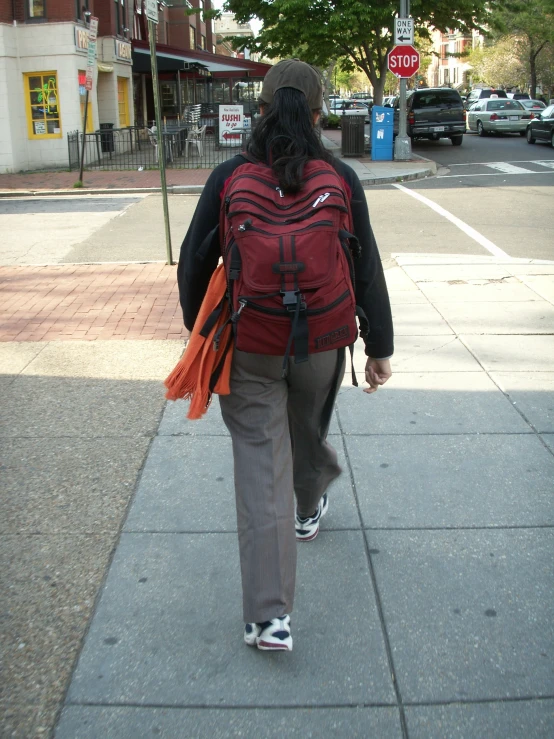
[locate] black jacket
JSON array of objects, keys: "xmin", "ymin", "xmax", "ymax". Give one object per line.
[{"xmin": 177, "ymin": 155, "xmax": 394, "ymax": 359}]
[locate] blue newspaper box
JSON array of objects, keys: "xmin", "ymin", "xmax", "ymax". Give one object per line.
[{"xmin": 371, "ymin": 105, "xmax": 394, "ymax": 161}]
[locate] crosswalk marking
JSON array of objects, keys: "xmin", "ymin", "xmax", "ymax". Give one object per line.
[
  {"xmin": 485, "ymin": 162, "xmax": 536, "ymax": 174},
  {"xmin": 535, "ymin": 160, "xmax": 554, "ymax": 170}
]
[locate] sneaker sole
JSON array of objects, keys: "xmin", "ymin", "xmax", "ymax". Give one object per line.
[
  {"xmin": 257, "ymin": 639, "xmax": 292, "ymax": 651},
  {"xmin": 296, "ymin": 526, "xmax": 319, "ymax": 542}
]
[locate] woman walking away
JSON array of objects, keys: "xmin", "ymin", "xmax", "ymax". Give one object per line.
[{"xmin": 177, "ymin": 59, "xmax": 393, "ymax": 651}]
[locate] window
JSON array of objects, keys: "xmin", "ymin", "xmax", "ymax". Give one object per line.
[
  {"xmin": 117, "ymin": 77, "xmax": 130, "ymax": 126},
  {"xmin": 27, "ymin": 0, "xmax": 46, "ymax": 19},
  {"xmin": 75, "ymin": 0, "xmax": 89, "ymax": 22},
  {"xmin": 189, "ymin": 26, "xmax": 196, "ymax": 49},
  {"xmin": 24, "ymin": 72, "xmax": 62, "ymax": 138},
  {"xmin": 115, "ymin": 0, "xmax": 126, "ymax": 36},
  {"xmin": 201, "ymin": 35, "xmax": 206, "ymax": 50}
]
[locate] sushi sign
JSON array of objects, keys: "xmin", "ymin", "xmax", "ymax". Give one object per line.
[{"xmin": 219, "ymin": 105, "xmax": 243, "ymax": 146}]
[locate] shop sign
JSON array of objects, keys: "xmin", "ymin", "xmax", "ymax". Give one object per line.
[
  {"xmin": 85, "ymin": 17, "xmax": 99, "ymax": 92},
  {"xmin": 34, "ymin": 121, "xmax": 46, "ymax": 135},
  {"xmin": 115, "ymin": 39, "xmax": 132, "ymax": 62},
  {"xmin": 145, "ymin": 0, "xmax": 158, "ymax": 23},
  {"xmin": 219, "ymin": 104, "xmax": 243, "ymax": 146},
  {"xmin": 75, "ymin": 26, "xmax": 89, "ymax": 53}
]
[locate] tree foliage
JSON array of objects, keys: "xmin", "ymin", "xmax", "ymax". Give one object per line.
[
  {"xmin": 489, "ymin": 0, "xmax": 554, "ymax": 97},
  {"xmin": 217, "ymin": 0, "xmax": 497, "ymax": 102}
]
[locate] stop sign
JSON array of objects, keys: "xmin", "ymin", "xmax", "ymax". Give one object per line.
[{"xmin": 388, "ymin": 45, "xmax": 420, "ymax": 78}]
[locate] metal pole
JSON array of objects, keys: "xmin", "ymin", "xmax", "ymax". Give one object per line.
[
  {"xmin": 148, "ymin": 18, "xmax": 174, "ymax": 265},
  {"xmin": 78, "ymin": 89, "xmax": 89, "ymax": 184},
  {"xmin": 394, "ymin": 0, "xmax": 412, "ymax": 161}
]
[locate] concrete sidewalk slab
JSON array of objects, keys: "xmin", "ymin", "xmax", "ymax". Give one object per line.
[
  {"xmin": 433, "ymin": 300, "xmax": 554, "ymax": 335},
  {"xmin": 461, "ymin": 335, "xmax": 554, "ymax": 372},
  {"xmin": 405, "ymin": 700, "xmax": 554, "ymax": 739},
  {"xmin": 391, "ymin": 303, "xmax": 454, "ymax": 335},
  {"xmin": 490, "ymin": 372, "xmax": 554, "ymax": 433},
  {"xmin": 66, "ymin": 531, "xmax": 395, "ymax": 706},
  {"xmin": 347, "ymin": 434, "xmax": 554, "ymax": 528},
  {"xmin": 57, "ymin": 705, "xmax": 404, "ymax": 739},
  {"xmin": 123, "ymin": 435, "xmax": 358, "ymax": 534},
  {"xmin": 367, "ymin": 529, "xmax": 554, "ymax": 702},
  {"xmin": 353, "ymin": 335, "xmax": 483, "ymax": 373},
  {"xmin": 336, "ymin": 373, "xmax": 530, "ymax": 435}
]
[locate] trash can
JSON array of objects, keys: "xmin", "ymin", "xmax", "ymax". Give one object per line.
[
  {"xmin": 371, "ymin": 106, "xmax": 394, "ymax": 161},
  {"xmin": 341, "ymin": 114, "xmax": 365, "ymax": 157},
  {"xmin": 99, "ymin": 123, "xmax": 115, "ymax": 153}
]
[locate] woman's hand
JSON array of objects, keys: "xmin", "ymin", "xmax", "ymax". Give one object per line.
[{"xmin": 364, "ymin": 358, "xmax": 392, "ymax": 394}]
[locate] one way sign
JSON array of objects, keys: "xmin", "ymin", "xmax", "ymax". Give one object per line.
[{"xmin": 395, "ymin": 17, "xmax": 414, "ymax": 45}]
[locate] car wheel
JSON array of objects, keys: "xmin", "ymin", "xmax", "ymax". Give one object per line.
[
  {"xmin": 526, "ymin": 127, "xmax": 536, "ymax": 144},
  {"xmin": 451, "ymin": 134, "xmax": 463, "ymax": 146},
  {"xmin": 477, "ymin": 121, "xmax": 486, "ymax": 137}
]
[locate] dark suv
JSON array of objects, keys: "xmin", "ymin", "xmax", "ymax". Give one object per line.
[
  {"xmin": 393, "ymin": 88, "xmax": 466, "ymax": 146},
  {"xmin": 466, "ymin": 88, "xmax": 508, "ymax": 108}
]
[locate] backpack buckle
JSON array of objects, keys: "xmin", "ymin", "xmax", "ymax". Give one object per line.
[{"xmin": 281, "ymin": 290, "xmax": 305, "ymax": 312}]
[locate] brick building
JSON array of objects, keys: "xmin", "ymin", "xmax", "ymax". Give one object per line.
[{"xmin": 0, "ymin": 0, "xmax": 270, "ymax": 172}]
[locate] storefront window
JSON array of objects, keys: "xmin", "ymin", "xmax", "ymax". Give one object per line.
[
  {"xmin": 28, "ymin": 0, "xmax": 46, "ymax": 18},
  {"xmin": 212, "ymin": 79, "xmax": 229, "ymax": 104},
  {"xmin": 24, "ymin": 72, "xmax": 62, "ymax": 139},
  {"xmin": 180, "ymin": 79, "xmax": 195, "ymax": 106},
  {"xmin": 160, "ymin": 82, "xmax": 177, "ymax": 116},
  {"xmin": 195, "ymin": 81, "xmax": 208, "ymax": 104},
  {"xmin": 233, "ymin": 79, "xmax": 262, "ymax": 114}
]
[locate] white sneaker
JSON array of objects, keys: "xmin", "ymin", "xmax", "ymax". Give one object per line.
[
  {"xmin": 244, "ymin": 615, "xmax": 292, "ymax": 651},
  {"xmin": 295, "ymin": 493, "xmax": 328, "ymax": 541}
]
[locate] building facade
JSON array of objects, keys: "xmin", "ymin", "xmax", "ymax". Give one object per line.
[
  {"xmin": 0, "ymin": 0, "xmax": 270, "ymax": 172},
  {"xmin": 426, "ymin": 28, "xmax": 474, "ymax": 91}
]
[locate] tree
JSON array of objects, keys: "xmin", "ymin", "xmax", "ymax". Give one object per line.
[
  {"xmin": 467, "ymin": 36, "xmax": 528, "ymax": 89},
  {"xmin": 215, "ymin": 0, "xmax": 497, "ymax": 103},
  {"xmin": 491, "ymin": 0, "xmax": 554, "ymax": 97}
]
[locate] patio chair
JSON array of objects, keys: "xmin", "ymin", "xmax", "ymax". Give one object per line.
[
  {"xmin": 184, "ymin": 125, "xmax": 207, "ymax": 157},
  {"xmin": 147, "ymin": 126, "xmax": 158, "ymax": 163}
]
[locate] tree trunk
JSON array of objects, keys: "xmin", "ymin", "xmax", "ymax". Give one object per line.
[{"xmin": 529, "ymin": 45, "xmax": 537, "ymax": 98}]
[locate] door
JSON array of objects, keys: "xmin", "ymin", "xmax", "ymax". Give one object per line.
[{"xmin": 117, "ymin": 77, "xmax": 130, "ymax": 127}]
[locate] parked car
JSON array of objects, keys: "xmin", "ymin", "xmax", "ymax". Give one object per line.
[
  {"xmin": 383, "ymin": 95, "xmax": 398, "ymax": 107},
  {"xmin": 350, "ymin": 92, "xmax": 372, "ymax": 101},
  {"xmin": 330, "ymin": 99, "xmax": 370, "ymax": 122},
  {"xmin": 520, "ymin": 99, "xmax": 547, "ymax": 118},
  {"xmin": 467, "ymin": 98, "xmax": 531, "ymax": 136},
  {"xmin": 465, "ymin": 88, "xmax": 508, "ymax": 109},
  {"xmin": 392, "ymin": 87, "xmax": 466, "ymax": 145},
  {"xmin": 526, "ymin": 103, "xmax": 554, "ymax": 147}
]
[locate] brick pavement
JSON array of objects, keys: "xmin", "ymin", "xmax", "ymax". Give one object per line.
[
  {"xmin": 0, "ymin": 263, "xmax": 190, "ymax": 342},
  {"xmin": 0, "ymin": 168, "xmax": 211, "ymax": 192}
]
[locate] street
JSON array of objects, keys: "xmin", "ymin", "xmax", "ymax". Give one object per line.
[{"xmin": 1, "ymin": 133, "xmax": 552, "ymax": 267}]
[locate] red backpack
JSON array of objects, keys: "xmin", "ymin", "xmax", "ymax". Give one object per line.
[{"xmin": 217, "ymin": 157, "xmax": 363, "ymax": 375}]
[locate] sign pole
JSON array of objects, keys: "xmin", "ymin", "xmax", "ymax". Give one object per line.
[
  {"xmin": 394, "ymin": 0, "xmax": 412, "ymax": 161},
  {"xmin": 77, "ymin": 16, "xmax": 98, "ymax": 185},
  {"xmin": 147, "ymin": 7, "xmax": 173, "ymax": 265}
]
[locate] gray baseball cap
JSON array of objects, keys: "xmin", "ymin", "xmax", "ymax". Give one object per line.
[{"xmin": 259, "ymin": 59, "xmax": 323, "ymax": 110}]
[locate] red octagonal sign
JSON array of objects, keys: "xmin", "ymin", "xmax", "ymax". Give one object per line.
[{"xmin": 388, "ymin": 44, "xmax": 420, "ymax": 78}]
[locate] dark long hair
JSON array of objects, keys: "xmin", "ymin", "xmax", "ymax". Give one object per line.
[{"xmin": 247, "ymin": 88, "xmax": 336, "ymax": 194}]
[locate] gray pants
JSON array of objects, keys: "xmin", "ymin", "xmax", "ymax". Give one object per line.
[{"xmin": 219, "ymin": 348, "xmax": 346, "ymax": 623}]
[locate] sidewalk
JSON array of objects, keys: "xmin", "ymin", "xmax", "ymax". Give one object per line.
[
  {"xmin": 0, "ymin": 133, "xmax": 436, "ymax": 196},
  {"xmin": 1, "ymin": 249, "xmax": 553, "ymax": 737}
]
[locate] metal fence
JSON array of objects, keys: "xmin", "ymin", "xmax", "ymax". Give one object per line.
[{"xmin": 67, "ymin": 124, "xmax": 251, "ymax": 171}]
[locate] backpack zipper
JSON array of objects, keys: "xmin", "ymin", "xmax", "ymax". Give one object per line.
[
  {"xmin": 229, "ymin": 205, "xmax": 347, "ymax": 226},
  {"xmin": 237, "ymin": 219, "xmax": 334, "ymax": 234},
  {"xmin": 228, "ymin": 192, "xmax": 347, "ymax": 217},
  {"xmin": 237, "ymin": 290, "xmax": 351, "ymax": 317}
]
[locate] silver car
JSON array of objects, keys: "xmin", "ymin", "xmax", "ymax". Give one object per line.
[{"xmin": 467, "ymin": 98, "xmax": 531, "ymax": 136}]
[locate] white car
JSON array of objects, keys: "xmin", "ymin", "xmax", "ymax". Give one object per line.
[
  {"xmin": 467, "ymin": 98, "xmax": 531, "ymax": 136},
  {"xmin": 330, "ymin": 100, "xmax": 370, "ymax": 122}
]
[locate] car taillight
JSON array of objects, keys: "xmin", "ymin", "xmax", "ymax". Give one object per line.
[
  {"xmin": 490, "ymin": 113, "xmax": 499, "ymax": 121},
  {"xmin": 408, "ymin": 111, "xmax": 415, "ymax": 124},
  {"xmin": 462, "ymin": 110, "xmax": 467, "ymax": 121}
]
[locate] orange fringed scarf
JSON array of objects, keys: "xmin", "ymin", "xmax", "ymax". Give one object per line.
[{"xmin": 164, "ymin": 264, "xmax": 233, "ymax": 419}]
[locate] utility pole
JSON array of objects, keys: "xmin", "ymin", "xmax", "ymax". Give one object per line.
[
  {"xmin": 394, "ymin": 0, "xmax": 412, "ymax": 161},
  {"xmin": 146, "ymin": 0, "xmax": 173, "ymax": 265}
]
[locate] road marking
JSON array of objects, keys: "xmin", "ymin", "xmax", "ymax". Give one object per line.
[
  {"xmin": 485, "ymin": 162, "xmax": 537, "ymax": 174},
  {"xmin": 437, "ymin": 171, "xmax": 554, "ymax": 178},
  {"xmin": 393, "ymin": 184, "xmax": 510, "ymax": 258},
  {"xmin": 535, "ymin": 160, "xmax": 554, "ymax": 170},
  {"xmin": 442, "ymin": 159, "xmax": 554, "ymax": 167}
]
